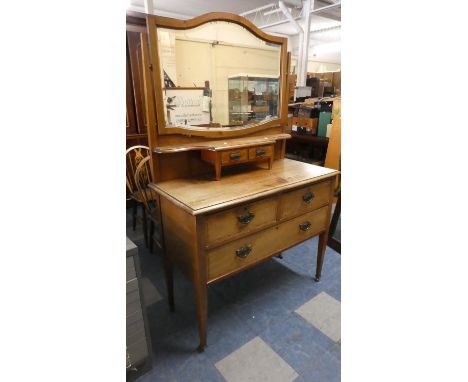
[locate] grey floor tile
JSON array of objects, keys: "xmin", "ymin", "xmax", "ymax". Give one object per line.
[
  {"xmin": 295, "ymin": 292, "xmax": 341, "ymax": 342},
  {"xmin": 215, "ymin": 337, "xmax": 298, "ymax": 382},
  {"xmin": 141, "ymin": 277, "xmax": 163, "ymax": 306}
]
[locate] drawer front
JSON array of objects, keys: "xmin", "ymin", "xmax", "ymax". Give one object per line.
[
  {"xmin": 127, "ymin": 337, "xmax": 148, "ymax": 367},
  {"xmin": 127, "ymin": 278, "xmax": 142, "ymax": 317},
  {"xmin": 279, "ymin": 181, "xmax": 331, "ymax": 220},
  {"xmin": 127, "ymin": 316, "xmax": 146, "ymax": 346},
  {"xmin": 126, "ymin": 256, "xmax": 136, "ymax": 282},
  {"xmin": 248, "ymin": 145, "xmax": 273, "ymax": 160},
  {"xmin": 207, "ymin": 206, "xmax": 328, "ymax": 281},
  {"xmin": 221, "ymin": 149, "xmax": 248, "ymax": 165},
  {"xmin": 205, "ymin": 197, "xmax": 278, "ymax": 245}
]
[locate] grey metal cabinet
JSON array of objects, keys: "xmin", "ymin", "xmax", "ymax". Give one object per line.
[{"xmin": 126, "ymin": 237, "xmax": 152, "ymax": 380}]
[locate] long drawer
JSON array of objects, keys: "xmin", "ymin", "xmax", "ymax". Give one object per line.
[
  {"xmin": 206, "ymin": 206, "xmax": 329, "ymax": 281},
  {"xmin": 278, "ymin": 180, "xmax": 331, "ymax": 220},
  {"xmin": 205, "ymin": 196, "xmax": 278, "ymax": 246}
]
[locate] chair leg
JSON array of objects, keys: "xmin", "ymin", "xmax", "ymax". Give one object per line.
[
  {"xmin": 132, "ymin": 201, "xmax": 137, "ymax": 231},
  {"xmin": 142, "ymin": 206, "xmax": 148, "ymax": 248}
]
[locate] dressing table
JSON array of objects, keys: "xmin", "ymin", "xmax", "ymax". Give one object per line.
[{"xmin": 139, "ymin": 12, "xmax": 339, "ymax": 352}]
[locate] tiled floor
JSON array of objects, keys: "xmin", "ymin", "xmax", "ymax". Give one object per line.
[{"xmin": 127, "ymin": 208, "xmax": 341, "ymax": 382}]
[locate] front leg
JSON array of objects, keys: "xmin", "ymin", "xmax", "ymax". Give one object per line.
[
  {"xmin": 163, "ymin": 253, "xmax": 175, "ymax": 312},
  {"xmin": 314, "ymin": 231, "xmax": 327, "ymax": 282},
  {"xmin": 194, "ymin": 280, "xmax": 208, "ymax": 352}
]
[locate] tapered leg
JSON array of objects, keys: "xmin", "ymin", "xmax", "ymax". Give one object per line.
[
  {"xmin": 194, "ymin": 280, "xmax": 208, "ymax": 352},
  {"xmin": 163, "ymin": 254, "xmax": 175, "ymax": 312},
  {"xmin": 132, "ymin": 201, "xmax": 137, "ymax": 231},
  {"xmin": 215, "ymin": 161, "xmax": 221, "ymax": 181},
  {"xmin": 142, "ymin": 206, "xmax": 148, "ymax": 248},
  {"xmin": 315, "ymin": 231, "xmax": 327, "ymax": 282}
]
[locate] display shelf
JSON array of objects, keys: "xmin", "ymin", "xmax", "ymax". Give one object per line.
[{"xmin": 153, "ymin": 133, "xmax": 290, "ymax": 154}]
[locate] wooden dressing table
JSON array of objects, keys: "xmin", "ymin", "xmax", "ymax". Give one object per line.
[
  {"xmin": 139, "ymin": 12, "xmax": 339, "ymax": 352},
  {"xmin": 150, "ymin": 159, "xmax": 337, "ymax": 351}
]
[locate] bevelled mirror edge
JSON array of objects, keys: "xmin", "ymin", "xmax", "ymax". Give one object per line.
[{"xmin": 146, "ymin": 13, "xmax": 289, "ymax": 138}]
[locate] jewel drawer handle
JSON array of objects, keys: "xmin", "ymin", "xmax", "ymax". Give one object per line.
[
  {"xmin": 302, "ymin": 191, "xmax": 315, "ymax": 203},
  {"xmin": 299, "ymin": 221, "xmax": 312, "ymax": 231},
  {"xmin": 230, "ymin": 152, "xmax": 241, "ymax": 160},
  {"xmin": 237, "ymin": 211, "xmax": 255, "ymax": 225},
  {"xmin": 255, "ymin": 148, "xmax": 266, "ymax": 157},
  {"xmin": 236, "ymin": 245, "xmax": 252, "ymax": 258}
]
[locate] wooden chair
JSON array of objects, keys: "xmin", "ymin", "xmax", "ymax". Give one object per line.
[
  {"xmin": 126, "ymin": 145, "xmax": 150, "ymax": 245},
  {"xmin": 134, "ymin": 156, "xmax": 163, "ymax": 253}
]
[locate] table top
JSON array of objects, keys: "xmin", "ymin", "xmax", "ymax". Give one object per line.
[{"xmin": 150, "ymin": 158, "xmax": 338, "ymax": 215}]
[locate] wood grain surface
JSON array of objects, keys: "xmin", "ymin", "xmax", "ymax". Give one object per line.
[{"xmin": 150, "ymin": 159, "xmax": 338, "ymax": 214}]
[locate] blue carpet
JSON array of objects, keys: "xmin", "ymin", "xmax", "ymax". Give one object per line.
[{"xmin": 127, "ymin": 208, "xmax": 341, "ymax": 382}]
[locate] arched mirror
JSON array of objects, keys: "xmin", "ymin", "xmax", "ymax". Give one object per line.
[{"xmin": 146, "ymin": 13, "xmax": 288, "ymax": 137}]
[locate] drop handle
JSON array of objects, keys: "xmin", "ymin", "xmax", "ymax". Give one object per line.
[
  {"xmin": 237, "ymin": 210, "xmax": 255, "ymax": 225},
  {"xmin": 302, "ymin": 191, "xmax": 315, "ymax": 203},
  {"xmin": 230, "ymin": 152, "xmax": 241, "ymax": 160},
  {"xmin": 236, "ymin": 245, "xmax": 252, "ymax": 258},
  {"xmin": 299, "ymin": 221, "xmax": 312, "ymax": 231},
  {"xmin": 255, "ymin": 148, "xmax": 266, "ymax": 157}
]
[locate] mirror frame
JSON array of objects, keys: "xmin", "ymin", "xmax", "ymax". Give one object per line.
[{"xmin": 146, "ymin": 12, "xmax": 289, "ymax": 138}]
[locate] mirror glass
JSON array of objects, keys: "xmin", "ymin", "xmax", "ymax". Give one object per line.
[{"xmin": 157, "ymin": 21, "xmax": 281, "ymax": 131}]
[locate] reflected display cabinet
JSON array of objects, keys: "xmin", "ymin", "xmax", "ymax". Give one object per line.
[
  {"xmin": 228, "ymin": 74, "xmax": 279, "ymax": 125},
  {"xmin": 138, "ymin": 11, "xmax": 339, "ymax": 353}
]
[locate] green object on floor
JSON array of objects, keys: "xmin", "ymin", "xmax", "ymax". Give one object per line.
[{"xmin": 318, "ymin": 111, "xmax": 332, "ymax": 137}]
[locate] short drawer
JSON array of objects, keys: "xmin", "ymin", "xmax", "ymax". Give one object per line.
[
  {"xmin": 279, "ymin": 180, "xmax": 332, "ymax": 220},
  {"xmin": 248, "ymin": 145, "xmax": 273, "ymax": 160},
  {"xmin": 221, "ymin": 148, "xmax": 248, "ymax": 165},
  {"xmin": 207, "ymin": 206, "xmax": 328, "ymax": 281},
  {"xmin": 205, "ymin": 196, "xmax": 278, "ymax": 246}
]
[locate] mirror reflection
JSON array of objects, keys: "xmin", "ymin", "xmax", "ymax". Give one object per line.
[{"xmin": 157, "ymin": 21, "xmax": 281, "ymax": 131}]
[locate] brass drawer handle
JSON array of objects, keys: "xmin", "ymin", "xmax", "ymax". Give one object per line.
[
  {"xmin": 302, "ymin": 191, "xmax": 315, "ymax": 203},
  {"xmin": 230, "ymin": 152, "xmax": 241, "ymax": 160},
  {"xmin": 299, "ymin": 221, "xmax": 312, "ymax": 231},
  {"xmin": 255, "ymin": 148, "xmax": 266, "ymax": 157},
  {"xmin": 237, "ymin": 210, "xmax": 255, "ymax": 225},
  {"xmin": 236, "ymin": 244, "xmax": 252, "ymax": 258}
]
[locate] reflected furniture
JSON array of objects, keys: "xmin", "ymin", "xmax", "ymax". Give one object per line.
[
  {"xmin": 228, "ymin": 74, "xmax": 279, "ymax": 125},
  {"xmin": 139, "ymin": 12, "xmax": 340, "ymax": 352}
]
